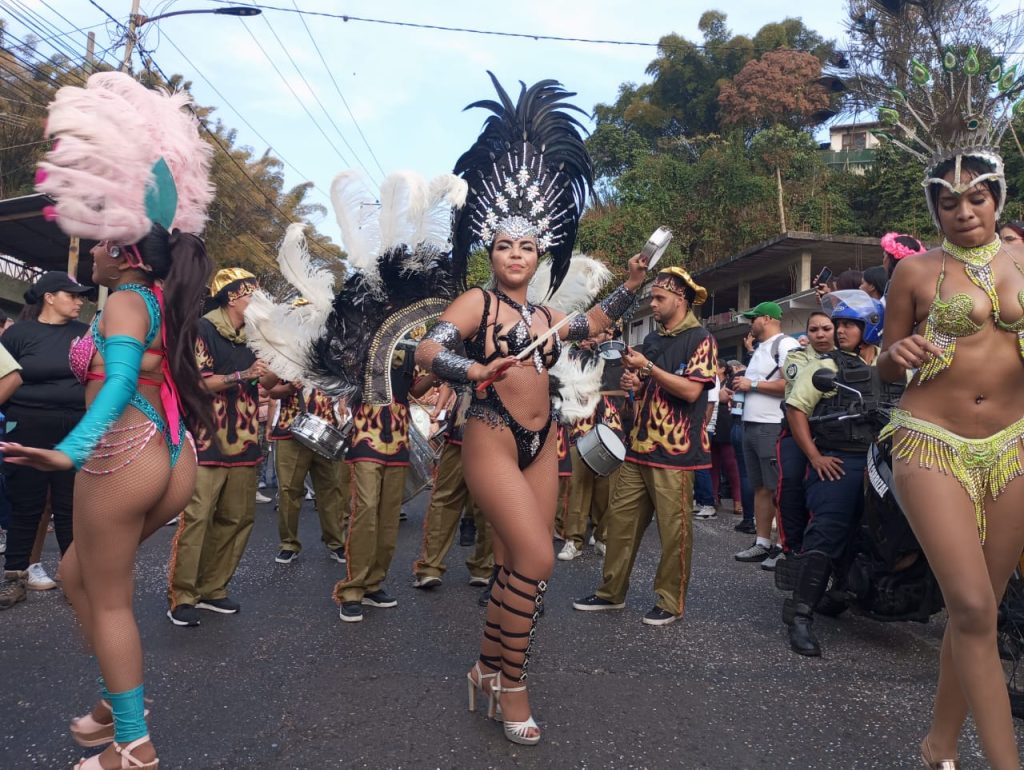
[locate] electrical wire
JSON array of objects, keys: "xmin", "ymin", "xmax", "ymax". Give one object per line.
[
  {"xmin": 157, "ymin": 29, "xmax": 331, "ymax": 203},
  {"xmin": 237, "ymin": 21, "xmax": 352, "ymax": 168},
  {"xmin": 258, "ymin": 12, "xmax": 375, "ymax": 181},
  {"xmin": 290, "ymin": 0, "xmax": 384, "ymax": 178}
]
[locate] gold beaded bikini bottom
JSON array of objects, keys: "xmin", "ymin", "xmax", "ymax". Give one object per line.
[{"xmin": 880, "ymin": 409, "xmax": 1024, "ymax": 544}]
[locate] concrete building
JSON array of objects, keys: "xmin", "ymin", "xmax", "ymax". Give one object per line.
[{"xmin": 821, "ymin": 121, "xmax": 882, "ymax": 174}]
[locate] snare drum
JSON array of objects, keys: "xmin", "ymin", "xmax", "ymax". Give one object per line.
[
  {"xmin": 290, "ymin": 412, "xmax": 352, "ymax": 460},
  {"xmin": 597, "ymin": 339, "xmax": 626, "ymax": 360},
  {"xmin": 404, "ymin": 406, "xmax": 441, "ymax": 502},
  {"xmin": 575, "ymin": 423, "xmax": 626, "ymax": 476}
]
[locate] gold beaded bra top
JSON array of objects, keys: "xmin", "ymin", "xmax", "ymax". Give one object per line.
[{"xmin": 917, "ymin": 239, "xmax": 1024, "ymax": 383}]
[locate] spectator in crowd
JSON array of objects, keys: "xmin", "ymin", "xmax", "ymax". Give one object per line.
[
  {"xmin": 726, "ymin": 359, "xmax": 755, "ymax": 533},
  {"xmin": 708, "ymin": 360, "xmax": 742, "ymax": 517},
  {"xmin": 731, "ymin": 301, "xmax": 799, "ymax": 565},
  {"xmin": 999, "ymin": 221, "xmax": 1024, "ymax": 256},
  {"xmin": 0, "ymin": 308, "xmax": 14, "ymax": 336},
  {"xmin": 0, "ymin": 272, "xmax": 90, "ymax": 609},
  {"xmin": 880, "ymin": 232, "xmax": 927, "ymax": 278},
  {"xmin": 0, "ymin": 339, "xmax": 22, "ymax": 560},
  {"xmin": 860, "ymin": 265, "xmax": 889, "ymax": 301}
]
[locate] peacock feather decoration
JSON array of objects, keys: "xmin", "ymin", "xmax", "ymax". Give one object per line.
[{"xmin": 843, "ymin": 0, "xmax": 1024, "ymax": 226}]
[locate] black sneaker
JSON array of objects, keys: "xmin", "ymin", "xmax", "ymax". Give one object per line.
[
  {"xmin": 275, "ymin": 549, "xmax": 298, "ymax": 564},
  {"xmin": 339, "ymin": 602, "xmax": 363, "ymax": 623},
  {"xmin": 362, "ymin": 589, "xmax": 398, "ymax": 608},
  {"xmin": 328, "ymin": 547, "xmax": 346, "ymax": 564},
  {"xmin": 572, "ymin": 594, "xmax": 625, "ymax": 611},
  {"xmin": 734, "ymin": 520, "xmax": 757, "ymax": 534},
  {"xmin": 477, "ymin": 585, "xmax": 492, "ymax": 607},
  {"xmin": 166, "ymin": 604, "xmax": 200, "ymax": 626},
  {"xmin": 458, "ymin": 516, "xmax": 477, "ymax": 547},
  {"xmin": 642, "ymin": 606, "xmax": 680, "ymax": 626},
  {"xmin": 197, "ymin": 596, "xmax": 240, "ymax": 614}
]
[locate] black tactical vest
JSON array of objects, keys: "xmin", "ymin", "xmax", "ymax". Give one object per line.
[{"xmin": 811, "ymin": 350, "xmax": 905, "ymax": 453}]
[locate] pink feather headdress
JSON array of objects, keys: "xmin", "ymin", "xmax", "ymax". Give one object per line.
[{"xmin": 35, "ymin": 71, "xmax": 214, "ymax": 243}]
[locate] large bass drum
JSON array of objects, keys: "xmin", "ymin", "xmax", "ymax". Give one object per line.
[
  {"xmin": 404, "ymin": 404, "xmax": 441, "ymax": 502},
  {"xmin": 290, "ymin": 412, "xmax": 351, "ymax": 461}
]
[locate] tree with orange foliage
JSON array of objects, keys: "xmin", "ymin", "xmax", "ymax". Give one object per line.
[{"xmin": 717, "ymin": 49, "xmax": 832, "ymax": 132}]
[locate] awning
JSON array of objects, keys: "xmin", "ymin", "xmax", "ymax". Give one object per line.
[{"xmin": 0, "ymin": 193, "xmax": 95, "ymax": 284}]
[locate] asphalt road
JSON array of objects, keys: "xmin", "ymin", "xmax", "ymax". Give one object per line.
[{"xmin": 2, "ymin": 490, "xmax": 1022, "ymax": 769}]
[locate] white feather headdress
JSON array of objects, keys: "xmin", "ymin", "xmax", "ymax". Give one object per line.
[{"xmin": 36, "ymin": 71, "xmax": 214, "ymax": 242}]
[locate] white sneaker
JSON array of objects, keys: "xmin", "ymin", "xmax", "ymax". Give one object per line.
[
  {"xmin": 557, "ymin": 542, "xmax": 581, "ymax": 561},
  {"xmin": 0, "ymin": 529, "xmax": 6, "ymax": 554},
  {"xmin": 305, "ymin": 490, "xmax": 315, "ymax": 501},
  {"xmin": 26, "ymin": 563, "xmax": 57, "ymax": 591},
  {"xmin": 694, "ymin": 505, "xmax": 717, "ymax": 519},
  {"xmin": 165, "ymin": 515, "xmax": 179, "ymax": 527},
  {"xmin": 255, "ymin": 492, "xmax": 272, "ymax": 504},
  {"xmin": 588, "ymin": 533, "xmax": 596, "ymax": 546},
  {"xmin": 595, "ymin": 541, "xmax": 606, "ymax": 556},
  {"xmin": 691, "ymin": 502, "xmax": 702, "ymax": 513}
]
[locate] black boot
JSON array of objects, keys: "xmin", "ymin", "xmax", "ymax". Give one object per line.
[
  {"xmin": 784, "ymin": 550, "xmax": 831, "ymax": 657},
  {"xmin": 478, "ymin": 564, "xmax": 501, "ymax": 607},
  {"xmin": 459, "ymin": 515, "xmax": 477, "ymax": 547}
]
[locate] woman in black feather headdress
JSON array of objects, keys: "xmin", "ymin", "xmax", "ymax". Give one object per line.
[{"xmin": 416, "ymin": 73, "xmax": 648, "ymax": 745}]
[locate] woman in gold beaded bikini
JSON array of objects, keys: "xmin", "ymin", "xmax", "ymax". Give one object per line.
[{"xmin": 858, "ymin": 6, "xmax": 1024, "ymax": 767}]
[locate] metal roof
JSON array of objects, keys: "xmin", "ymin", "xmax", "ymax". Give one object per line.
[{"xmin": 0, "ymin": 194, "xmax": 95, "ymax": 283}]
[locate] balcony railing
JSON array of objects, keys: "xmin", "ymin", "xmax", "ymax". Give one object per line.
[{"xmin": 821, "ymin": 148, "xmax": 877, "ymax": 168}]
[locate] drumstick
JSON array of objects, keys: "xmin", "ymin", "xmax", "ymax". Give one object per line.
[{"xmin": 475, "ymin": 311, "xmax": 579, "ymax": 393}]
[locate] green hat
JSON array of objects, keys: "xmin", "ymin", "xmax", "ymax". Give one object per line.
[{"xmin": 741, "ymin": 301, "xmax": 782, "ymax": 321}]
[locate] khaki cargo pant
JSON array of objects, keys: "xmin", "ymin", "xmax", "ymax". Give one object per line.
[
  {"xmin": 168, "ymin": 464, "xmax": 257, "ymax": 608},
  {"xmin": 563, "ymin": 446, "xmax": 619, "ymax": 549},
  {"xmin": 412, "ymin": 442, "xmax": 494, "ymax": 580},
  {"xmin": 275, "ymin": 438, "xmax": 345, "ymax": 554},
  {"xmin": 333, "ymin": 461, "xmax": 405, "ymax": 604},
  {"xmin": 595, "ymin": 461, "xmax": 694, "ymax": 617}
]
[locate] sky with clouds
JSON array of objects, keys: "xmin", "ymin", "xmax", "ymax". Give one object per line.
[{"xmin": 7, "ymin": 0, "xmax": 1024, "ymax": 233}]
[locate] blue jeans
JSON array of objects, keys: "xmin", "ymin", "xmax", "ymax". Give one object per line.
[
  {"xmin": 731, "ymin": 421, "xmax": 755, "ymax": 522},
  {"xmin": 693, "ymin": 468, "xmax": 714, "ymax": 506}
]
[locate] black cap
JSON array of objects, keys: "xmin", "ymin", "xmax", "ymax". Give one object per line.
[{"xmin": 24, "ymin": 271, "xmax": 94, "ymax": 304}]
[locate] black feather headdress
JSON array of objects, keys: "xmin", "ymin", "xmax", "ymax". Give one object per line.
[{"xmin": 453, "ymin": 72, "xmax": 593, "ymax": 297}]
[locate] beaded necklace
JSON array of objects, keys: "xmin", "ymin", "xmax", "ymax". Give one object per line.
[{"xmin": 494, "ymin": 288, "xmax": 544, "ymax": 372}]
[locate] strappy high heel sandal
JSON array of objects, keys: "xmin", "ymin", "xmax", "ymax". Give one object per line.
[
  {"xmin": 490, "ymin": 672, "xmax": 541, "ymax": 746},
  {"xmin": 466, "ymin": 661, "xmax": 499, "ymax": 714},
  {"xmin": 920, "ymin": 737, "xmax": 959, "ymax": 769},
  {"xmin": 73, "ymin": 736, "xmax": 159, "ymax": 769},
  {"xmin": 70, "ymin": 700, "xmax": 152, "ymax": 747}
]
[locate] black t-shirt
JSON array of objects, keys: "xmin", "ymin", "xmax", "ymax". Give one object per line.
[{"xmin": 3, "ymin": 319, "xmax": 87, "ymax": 411}]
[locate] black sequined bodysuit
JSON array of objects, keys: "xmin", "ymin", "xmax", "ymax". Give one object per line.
[{"xmin": 465, "ymin": 288, "xmax": 561, "ymax": 469}]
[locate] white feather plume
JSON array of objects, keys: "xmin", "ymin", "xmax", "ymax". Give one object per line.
[
  {"xmin": 412, "ymin": 174, "xmax": 468, "ymax": 251},
  {"xmin": 530, "ymin": 254, "xmax": 613, "ymax": 313},
  {"xmin": 244, "ymin": 290, "xmax": 327, "ymax": 384},
  {"xmin": 377, "ymin": 171, "xmax": 426, "ymax": 253},
  {"xmin": 277, "ymin": 223, "xmax": 335, "ymax": 314},
  {"xmin": 330, "ymin": 170, "xmax": 380, "ymax": 274},
  {"xmin": 550, "ymin": 349, "xmax": 605, "ymax": 423}
]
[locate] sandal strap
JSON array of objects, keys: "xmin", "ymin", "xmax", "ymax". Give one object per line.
[
  {"xmin": 504, "ymin": 716, "xmax": 539, "ymax": 736},
  {"xmin": 115, "ymin": 737, "xmax": 156, "ymax": 768}
]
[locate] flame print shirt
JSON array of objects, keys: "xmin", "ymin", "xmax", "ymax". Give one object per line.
[
  {"xmin": 346, "ymin": 344, "xmax": 416, "ymax": 466},
  {"xmin": 569, "ymin": 396, "xmax": 624, "ymax": 444},
  {"xmin": 627, "ymin": 324, "xmax": 717, "ymax": 470},
  {"xmin": 270, "ymin": 388, "xmax": 344, "ymax": 441},
  {"xmin": 194, "ymin": 318, "xmax": 260, "ymax": 467}
]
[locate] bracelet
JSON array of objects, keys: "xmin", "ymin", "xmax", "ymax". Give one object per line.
[{"xmin": 641, "ymin": 360, "xmax": 655, "ymax": 377}]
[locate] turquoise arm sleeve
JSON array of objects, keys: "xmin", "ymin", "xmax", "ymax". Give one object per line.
[{"xmin": 56, "ymin": 335, "xmax": 144, "ymax": 470}]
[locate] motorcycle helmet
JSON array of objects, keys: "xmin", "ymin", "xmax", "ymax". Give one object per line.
[{"xmin": 821, "ymin": 289, "xmax": 884, "ymax": 346}]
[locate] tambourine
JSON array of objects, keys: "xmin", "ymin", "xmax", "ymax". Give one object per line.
[{"xmin": 641, "ymin": 227, "xmax": 673, "ymax": 271}]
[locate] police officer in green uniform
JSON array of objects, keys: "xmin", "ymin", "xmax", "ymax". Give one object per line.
[
  {"xmin": 775, "ymin": 312, "xmax": 836, "ymax": 557},
  {"xmin": 779, "ymin": 290, "xmax": 903, "ymax": 656}
]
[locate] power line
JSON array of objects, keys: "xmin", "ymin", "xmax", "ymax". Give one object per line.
[
  {"xmin": 237, "ymin": 21, "xmax": 353, "ymax": 169},
  {"xmin": 157, "ymin": 29, "xmax": 331, "ymax": 204},
  {"xmin": 5, "ymin": 0, "xmax": 100, "ymax": 72},
  {"xmin": 85, "ymin": 0, "xmax": 126, "ymax": 32},
  {"xmin": 290, "ymin": 0, "xmax": 384, "ymax": 179},
  {"xmin": 258, "ymin": 12, "xmax": 375, "ymax": 181},
  {"xmin": 36, "ymin": 0, "xmax": 116, "ymax": 66}
]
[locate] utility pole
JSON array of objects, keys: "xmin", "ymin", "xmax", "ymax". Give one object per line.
[
  {"xmin": 85, "ymin": 31, "xmax": 96, "ymax": 71},
  {"xmin": 120, "ymin": 0, "xmax": 141, "ymax": 72}
]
